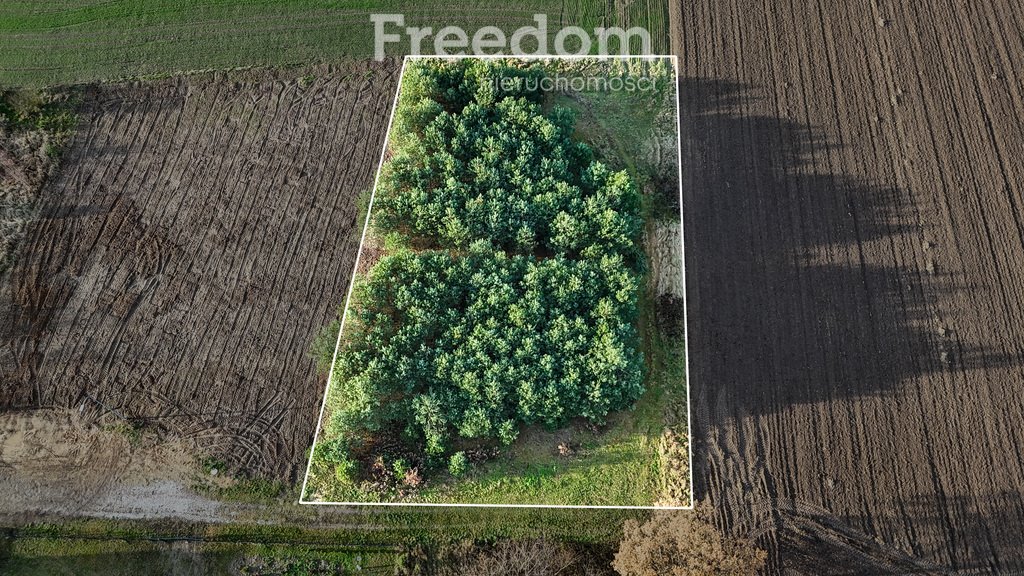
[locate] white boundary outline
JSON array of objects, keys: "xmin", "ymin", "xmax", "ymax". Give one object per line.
[{"xmin": 299, "ymin": 54, "xmax": 693, "ymax": 510}]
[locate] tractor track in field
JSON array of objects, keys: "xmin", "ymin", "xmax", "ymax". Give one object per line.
[
  {"xmin": 1, "ymin": 60, "xmax": 401, "ymax": 485},
  {"xmin": 674, "ymin": 0, "xmax": 1024, "ymax": 572}
]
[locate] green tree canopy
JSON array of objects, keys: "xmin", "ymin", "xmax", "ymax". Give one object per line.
[{"xmin": 319, "ymin": 60, "xmax": 646, "ymax": 484}]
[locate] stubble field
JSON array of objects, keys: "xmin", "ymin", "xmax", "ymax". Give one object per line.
[{"xmin": 672, "ymin": 0, "xmax": 1024, "ymax": 572}]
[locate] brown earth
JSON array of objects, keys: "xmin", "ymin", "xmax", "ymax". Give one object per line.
[
  {"xmin": 0, "ymin": 408, "xmax": 228, "ymax": 520},
  {"xmin": 673, "ymin": 0, "xmax": 1024, "ymax": 573},
  {"xmin": 0, "ymin": 60, "xmax": 401, "ymax": 483}
]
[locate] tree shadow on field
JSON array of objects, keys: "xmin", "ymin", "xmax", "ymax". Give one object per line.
[
  {"xmin": 678, "ymin": 77, "xmax": 1010, "ymax": 420},
  {"xmin": 886, "ymin": 492, "xmax": 1024, "ymax": 573},
  {"xmin": 677, "ymin": 77, "xmax": 1022, "ymax": 569},
  {"xmin": 797, "ymin": 491, "xmax": 1024, "ymax": 574}
]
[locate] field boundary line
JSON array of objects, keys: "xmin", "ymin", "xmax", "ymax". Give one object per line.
[
  {"xmin": 298, "ymin": 57, "xmax": 409, "ymax": 504},
  {"xmin": 299, "ymin": 54, "xmax": 693, "ymax": 510}
]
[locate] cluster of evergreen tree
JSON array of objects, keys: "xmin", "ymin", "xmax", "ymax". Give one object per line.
[
  {"xmin": 377, "ymin": 61, "xmax": 642, "ymax": 261},
  {"xmin": 320, "ymin": 60, "xmax": 645, "ymax": 483}
]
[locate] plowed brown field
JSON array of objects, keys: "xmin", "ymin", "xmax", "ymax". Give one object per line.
[
  {"xmin": 1, "ymin": 61, "xmax": 400, "ymax": 481},
  {"xmin": 673, "ymin": 0, "xmax": 1024, "ymax": 572}
]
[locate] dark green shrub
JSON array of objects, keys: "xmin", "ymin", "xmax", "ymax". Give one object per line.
[
  {"xmin": 448, "ymin": 452, "xmax": 469, "ymax": 477},
  {"xmin": 322, "ymin": 60, "xmax": 645, "ymax": 485}
]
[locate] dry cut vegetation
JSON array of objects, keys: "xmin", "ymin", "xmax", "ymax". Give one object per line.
[
  {"xmin": 0, "ymin": 89, "xmax": 76, "ymax": 276},
  {"xmin": 613, "ymin": 509, "xmax": 765, "ymax": 576}
]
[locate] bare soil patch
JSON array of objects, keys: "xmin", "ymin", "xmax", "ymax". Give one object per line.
[
  {"xmin": 0, "ymin": 408, "xmax": 220, "ymax": 520},
  {"xmin": 675, "ymin": 0, "xmax": 1024, "ymax": 571},
  {"xmin": 0, "ymin": 61, "xmax": 401, "ymax": 486}
]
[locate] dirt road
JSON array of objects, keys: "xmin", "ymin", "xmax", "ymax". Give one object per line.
[
  {"xmin": 674, "ymin": 0, "xmax": 1024, "ymax": 572},
  {"xmin": 0, "ymin": 61, "xmax": 400, "ymax": 481}
]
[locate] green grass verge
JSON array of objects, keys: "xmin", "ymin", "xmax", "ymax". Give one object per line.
[
  {"xmin": 0, "ymin": 508, "xmax": 637, "ymax": 574},
  {"xmin": 2, "ymin": 502, "xmax": 640, "ymax": 549},
  {"xmin": 1, "ymin": 535, "xmax": 395, "ymax": 575}
]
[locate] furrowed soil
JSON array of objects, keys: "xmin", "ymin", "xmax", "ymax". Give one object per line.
[
  {"xmin": 0, "ymin": 60, "xmax": 401, "ymax": 491},
  {"xmin": 673, "ymin": 0, "xmax": 1024, "ymax": 572}
]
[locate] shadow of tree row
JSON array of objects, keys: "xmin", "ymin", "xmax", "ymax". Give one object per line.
[
  {"xmin": 675, "ymin": 77, "xmax": 1023, "ymax": 571},
  {"xmin": 677, "ymin": 77, "xmax": 1013, "ymax": 420}
]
